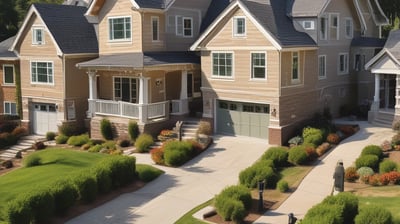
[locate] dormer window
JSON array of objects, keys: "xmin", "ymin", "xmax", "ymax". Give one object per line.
[
  {"xmin": 108, "ymin": 16, "xmax": 131, "ymax": 41},
  {"xmin": 32, "ymin": 28, "xmax": 44, "ymax": 45},
  {"xmin": 302, "ymin": 21, "xmax": 315, "ymax": 30},
  {"xmin": 233, "ymin": 16, "xmax": 246, "ymax": 37}
]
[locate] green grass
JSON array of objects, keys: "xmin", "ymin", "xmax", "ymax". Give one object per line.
[
  {"xmin": 136, "ymin": 164, "xmax": 164, "ymax": 182},
  {"xmin": 279, "ymin": 166, "xmax": 312, "ymax": 187},
  {"xmin": 174, "ymin": 199, "xmax": 213, "ymax": 224},
  {"xmin": 0, "ymin": 148, "xmax": 107, "ymax": 218}
]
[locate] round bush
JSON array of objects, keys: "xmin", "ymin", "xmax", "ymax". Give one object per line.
[
  {"xmin": 288, "ymin": 145, "xmax": 308, "ymax": 165},
  {"xmin": 51, "ymin": 180, "xmax": 78, "ymax": 215},
  {"xmin": 136, "ymin": 164, "xmax": 164, "ymax": 182},
  {"xmin": 344, "ymin": 166, "xmax": 359, "ymax": 182},
  {"xmin": 88, "ymin": 144, "xmax": 103, "ymax": 153},
  {"xmin": 276, "ymin": 180, "xmax": 289, "ymax": 192},
  {"xmin": 322, "ymin": 192, "xmax": 358, "ymax": 224},
  {"xmin": 302, "ymin": 127, "xmax": 324, "ymax": 146},
  {"xmin": 135, "ymin": 134, "xmax": 154, "ymax": 153},
  {"xmin": 100, "ymin": 156, "xmax": 136, "ymax": 188},
  {"xmin": 163, "ymin": 140, "xmax": 193, "ymax": 167},
  {"xmin": 55, "ymin": 134, "xmax": 69, "ymax": 144},
  {"xmin": 128, "ymin": 121, "xmax": 140, "ymax": 141},
  {"xmin": 379, "ymin": 160, "xmax": 398, "ymax": 173},
  {"xmin": 361, "ymin": 145, "xmax": 383, "ymax": 158},
  {"xmin": 214, "ymin": 185, "xmax": 252, "ymax": 218},
  {"xmin": 355, "ymin": 205, "xmax": 393, "ymax": 224},
  {"xmin": 355, "ymin": 154, "xmax": 379, "ymax": 170},
  {"xmin": 262, "ymin": 146, "xmax": 289, "ymax": 167},
  {"xmin": 239, "ymin": 160, "xmax": 278, "ymax": 189},
  {"xmin": 356, "ymin": 167, "xmax": 375, "ymax": 183},
  {"xmin": 45, "ymin": 131, "xmax": 56, "ymax": 141},
  {"xmin": 301, "ymin": 203, "xmax": 344, "ymax": 224},
  {"xmin": 23, "ymin": 154, "xmax": 41, "ymax": 167},
  {"xmin": 67, "ymin": 134, "xmax": 90, "ymax": 147},
  {"xmin": 215, "ymin": 197, "xmax": 246, "ymax": 222},
  {"xmin": 100, "ymin": 118, "xmax": 113, "ymax": 140},
  {"xmin": 72, "ymin": 173, "xmax": 98, "ymax": 203}
]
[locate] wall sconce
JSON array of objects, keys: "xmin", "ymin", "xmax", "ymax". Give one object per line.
[
  {"xmin": 155, "ymin": 79, "xmax": 162, "ymax": 86},
  {"xmin": 271, "ymin": 108, "xmax": 277, "ymax": 117}
]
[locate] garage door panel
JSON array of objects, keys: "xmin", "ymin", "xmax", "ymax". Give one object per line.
[{"xmin": 33, "ymin": 104, "xmax": 59, "ymax": 135}]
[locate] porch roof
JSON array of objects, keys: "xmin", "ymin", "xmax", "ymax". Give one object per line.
[
  {"xmin": 0, "ymin": 36, "xmax": 17, "ymax": 59},
  {"xmin": 77, "ymin": 51, "xmax": 200, "ymax": 69},
  {"xmin": 351, "ymin": 37, "xmax": 386, "ymax": 48}
]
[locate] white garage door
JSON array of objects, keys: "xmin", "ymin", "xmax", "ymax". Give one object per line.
[
  {"xmin": 33, "ymin": 104, "xmax": 58, "ymax": 135},
  {"xmin": 216, "ymin": 100, "xmax": 269, "ymax": 139}
]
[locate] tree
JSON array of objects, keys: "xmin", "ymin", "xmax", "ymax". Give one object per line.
[{"xmin": 0, "ymin": 0, "xmax": 19, "ymax": 41}]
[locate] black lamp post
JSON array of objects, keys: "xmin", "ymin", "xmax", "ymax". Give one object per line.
[
  {"xmin": 258, "ymin": 180, "xmax": 265, "ymax": 212},
  {"xmin": 288, "ymin": 213, "xmax": 297, "ymax": 224}
]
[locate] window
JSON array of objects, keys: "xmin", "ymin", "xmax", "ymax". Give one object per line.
[
  {"xmin": 151, "ymin": 17, "xmax": 159, "ymax": 41},
  {"xmin": 354, "ymin": 54, "xmax": 365, "ymax": 71},
  {"xmin": 4, "ymin": 102, "xmax": 17, "ymax": 115},
  {"xmin": 183, "ymin": 17, "xmax": 193, "ymax": 37},
  {"xmin": 345, "ymin": 18, "xmax": 353, "ymax": 38},
  {"xmin": 251, "ymin": 53, "xmax": 266, "ymax": 79},
  {"xmin": 212, "ymin": 53, "xmax": 233, "ymax": 77},
  {"xmin": 320, "ymin": 16, "xmax": 328, "ymax": 40},
  {"xmin": 3, "ymin": 65, "xmax": 14, "ymax": 85},
  {"xmin": 108, "ymin": 16, "xmax": 131, "ymax": 41},
  {"xmin": 292, "ymin": 52, "xmax": 299, "ymax": 80},
  {"xmin": 318, "ymin": 55, "xmax": 326, "ymax": 79},
  {"xmin": 114, "ymin": 77, "xmax": 138, "ymax": 103},
  {"xmin": 31, "ymin": 62, "xmax": 53, "ymax": 84},
  {"xmin": 330, "ymin": 14, "xmax": 339, "ymax": 40},
  {"xmin": 233, "ymin": 17, "xmax": 246, "ymax": 36},
  {"xmin": 338, "ymin": 53, "xmax": 349, "ymax": 74},
  {"xmin": 32, "ymin": 28, "xmax": 44, "ymax": 45},
  {"xmin": 303, "ymin": 21, "xmax": 315, "ymax": 30}
]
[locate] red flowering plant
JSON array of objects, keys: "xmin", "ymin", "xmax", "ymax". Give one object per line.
[
  {"xmin": 380, "ymin": 171, "xmax": 400, "ymax": 185},
  {"xmin": 326, "ymin": 133, "xmax": 340, "ymax": 145},
  {"xmin": 158, "ymin": 129, "xmax": 177, "ymax": 141}
]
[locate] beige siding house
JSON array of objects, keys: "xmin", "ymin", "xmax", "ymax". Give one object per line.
[{"xmin": 9, "ymin": 4, "xmax": 98, "ymax": 135}]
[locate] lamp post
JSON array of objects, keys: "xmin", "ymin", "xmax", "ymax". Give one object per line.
[
  {"xmin": 288, "ymin": 213, "xmax": 297, "ymax": 224},
  {"xmin": 258, "ymin": 180, "xmax": 265, "ymax": 212}
]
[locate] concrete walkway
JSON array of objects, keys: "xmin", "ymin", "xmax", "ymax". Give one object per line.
[
  {"xmin": 66, "ymin": 135, "xmax": 269, "ymax": 224},
  {"xmin": 254, "ymin": 121, "xmax": 393, "ymax": 224}
]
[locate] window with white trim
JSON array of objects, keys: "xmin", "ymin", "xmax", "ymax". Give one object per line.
[
  {"xmin": 330, "ymin": 13, "xmax": 339, "ymax": 40},
  {"xmin": 4, "ymin": 102, "xmax": 17, "ymax": 115},
  {"xmin": 292, "ymin": 52, "xmax": 299, "ymax": 81},
  {"xmin": 233, "ymin": 16, "xmax": 246, "ymax": 36},
  {"xmin": 338, "ymin": 53, "xmax": 349, "ymax": 74},
  {"xmin": 318, "ymin": 55, "xmax": 326, "ymax": 79},
  {"xmin": 151, "ymin": 16, "xmax": 159, "ymax": 41},
  {"xmin": 251, "ymin": 52, "xmax": 266, "ymax": 79},
  {"xmin": 303, "ymin": 21, "xmax": 315, "ymax": 30},
  {"xmin": 108, "ymin": 16, "xmax": 131, "ymax": 41},
  {"xmin": 31, "ymin": 61, "xmax": 53, "ymax": 84},
  {"xmin": 345, "ymin": 18, "xmax": 353, "ymax": 38},
  {"xmin": 183, "ymin": 17, "xmax": 193, "ymax": 37},
  {"xmin": 3, "ymin": 65, "xmax": 15, "ymax": 85},
  {"xmin": 320, "ymin": 15, "xmax": 328, "ymax": 40},
  {"xmin": 32, "ymin": 28, "xmax": 44, "ymax": 45},
  {"xmin": 212, "ymin": 52, "xmax": 233, "ymax": 77},
  {"xmin": 113, "ymin": 77, "xmax": 138, "ymax": 103}
]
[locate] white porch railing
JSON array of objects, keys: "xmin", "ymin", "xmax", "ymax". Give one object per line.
[{"xmin": 171, "ymin": 99, "xmax": 189, "ymax": 115}]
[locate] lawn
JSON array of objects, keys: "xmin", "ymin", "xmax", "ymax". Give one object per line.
[{"xmin": 0, "ymin": 148, "xmax": 107, "ymax": 220}]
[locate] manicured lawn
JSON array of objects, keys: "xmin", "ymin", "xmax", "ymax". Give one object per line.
[
  {"xmin": 175, "ymin": 199, "xmax": 212, "ymax": 224},
  {"xmin": 0, "ymin": 148, "xmax": 107, "ymax": 218}
]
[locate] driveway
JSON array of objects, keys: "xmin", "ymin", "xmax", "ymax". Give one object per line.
[{"xmin": 66, "ymin": 135, "xmax": 269, "ymax": 224}]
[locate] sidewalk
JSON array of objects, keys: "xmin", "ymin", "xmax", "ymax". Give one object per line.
[{"xmin": 254, "ymin": 121, "xmax": 394, "ymax": 224}]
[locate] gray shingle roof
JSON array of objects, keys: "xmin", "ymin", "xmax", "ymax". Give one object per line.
[
  {"xmin": 0, "ymin": 36, "xmax": 17, "ymax": 59},
  {"xmin": 200, "ymin": 0, "xmax": 231, "ymax": 33},
  {"xmin": 241, "ymin": 0, "xmax": 316, "ymax": 47},
  {"xmin": 383, "ymin": 30, "xmax": 400, "ymax": 60},
  {"xmin": 291, "ymin": 0, "xmax": 327, "ymax": 17},
  {"xmin": 135, "ymin": 0, "xmax": 174, "ymax": 9},
  {"xmin": 34, "ymin": 3, "xmax": 98, "ymax": 54},
  {"xmin": 351, "ymin": 37, "xmax": 386, "ymax": 48},
  {"xmin": 77, "ymin": 51, "xmax": 200, "ymax": 69}
]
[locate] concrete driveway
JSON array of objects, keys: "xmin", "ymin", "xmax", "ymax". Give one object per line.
[{"xmin": 66, "ymin": 135, "xmax": 269, "ymax": 224}]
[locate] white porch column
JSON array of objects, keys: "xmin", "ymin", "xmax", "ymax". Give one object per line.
[
  {"xmin": 138, "ymin": 76, "xmax": 149, "ymax": 124},
  {"xmin": 87, "ymin": 71, "xmax": 97, "ymax": 118},
  {"xmin": 180, "ymin": 70, "xmax": 189, "ymax": 114},
  {"xmin": 371, "ymin": 73, "xmax": 380, "ymax": 112}
]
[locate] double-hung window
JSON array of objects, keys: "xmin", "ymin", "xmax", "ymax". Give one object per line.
[
  {"xmin": 292, "ymin": 52, "xmax": 299, "ymax": 81},
  {"xmin": 330, "ymin": 13, "xmax": 339, "ymax": 40},
  {"xmin": 3, "ymin": 65, "xmax": 15, "ymax": 85},
  {"xmin": 183, "ymin": 17, "xmax": 193, "ymax": 37},
  {"xmin": 251, "ymin": 53, "xmax": 266, "ymax": 79},
  {"xmin": 32, "ymin": 27, "xmax": 44, "ymax": 45},
  {"xmin": 345, "ymin": 18, "xmax": 353, "ymax": 39},
  {"xmin": 151, "ymin": 16, "xmax": 159, "ymax": 41},
  {"xmin": 320, "ymin": 15, "xmax": 328, "ymax": 40},
  {"xmin": 212, "ymin": 52, "xmax": 233, "ymax": 78},
  {"xmin": 4, "ymin": 102, "xmax": 17, "ymax": 115},
  {"xmin": 233, "ymin": 16, "xmax": 246, "ymax": 36},
  {"xmin": 108, "ymin": 16, "xmax": 131, "ymax": 41},
  {"xmin": 318, "ymin": 55, "xmax": 326, "ymax": 79},
  {"xmin": 338, "ymin": 53, "xmax": 349, "ymax": 74},
  {"xmin": 31, "ymin": 61, "xmax": 53, "ymax": 84}
]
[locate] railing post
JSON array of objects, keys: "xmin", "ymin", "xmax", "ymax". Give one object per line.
[{"xmin": 139, "ymin": 104, "xmax": 148, "ymax": 124}]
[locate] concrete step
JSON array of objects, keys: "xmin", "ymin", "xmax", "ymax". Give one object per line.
[
  {"xmin": 4, "ymin": 149, "xmax": 20, "ymax": 154},
  {"xmin": 0, "ymin": 153, "xmax": 16, "ymax": 158}
]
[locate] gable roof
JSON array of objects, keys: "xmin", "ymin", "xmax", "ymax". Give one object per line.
[
  {"xmin": 200, "ymin": 0, "xmax": 231, "ymax": 33},
  {"xmin": 0, "ymin": 36, "xmax": 17, "ymax": 59},
  {"xmin": 87, "ymin": 0, "xmax": 175, "ymax": 15},
  {"xmin": 365, "ymin": 30, "xmax": 400, "ymax": 71},
  {"xmin": 11, "ymin": 4, "xmax": 98, "ymax": 56},
  {"xmin": 290, "ymin": 0, "xmax": 329, "ymax": 17},
  {"xmin": 191, "ymin": 0, "xmax": 316, "ymax": 51}
]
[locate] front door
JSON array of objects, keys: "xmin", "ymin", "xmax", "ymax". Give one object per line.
[{"xmin": 379, "ymin": 75, "xmax": 396, "ymax": 109}]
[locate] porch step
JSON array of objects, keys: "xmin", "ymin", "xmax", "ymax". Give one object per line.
[
  {"xmin": 181, "ymin": 120, "xmax": 200, "ymax": 140},
  {"xmin": 0, "ymin": 135, "xmax": 45, "ymax": 160},
  {"xmin": 372, "ymin": 111, "xmax": 394, "ymax": 128}
]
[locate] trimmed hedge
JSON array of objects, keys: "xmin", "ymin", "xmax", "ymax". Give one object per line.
[
  {"xmin": 276, "ymin": 180, "xmax": 289, "ymax": 193},
  {"xmin": 67, "ymin": 134, "xmax": 90, "ymax": 147},
  {"xmin": 261, "ymin": 146, "xmax": 289, "ymax": 167},
  {"xmin": 128, "ymin": 121, "xmax": 140, "ymax": 141},
  {"xmin": 100, "ymin": 118, "xmax": 113, "ymax": 140},
  {"xmin": 322, "ymin": 192, "xmax": 358, "ymax": 224},
  {"xmin": 239, "ymin": 160, "xmax": 278, "ymax": 189},
  {"xmin": 90, "ymin": 165, "xmax": 112, "ymax": 194},
  {"xmin": 214, "ymin": 185, "xmax": 251, "ymax": 222},
  {"xmin": 355, "ymin": 155, "xmax": 379, "ymax": 170},
  {"xmin": 301, "ymin": 203, "xmax": 344, "ymax": 224},
  {"xmin": 163, "ymin": 140, "xmax": 193, "ymax": 167},
  {"xmin": 99, "ymin": 155, "xmax": 136, "ymax": 188},
  {"xmin": 5, "ymin": 198, "xmax": 32, "ymax": 224},
  {"xmin": 355, "ymin": 205, "xmax": 393, "ymax": 224},
  {"xmin": 136, "ymin": 164, "xmax": 164, "ymax": 182},
  {"xmin": 288, "ymin": 145, "xmax": 308, "ymax": 165},
  {"xmin": 55, "ymin": 134, "xmax": 69, "ymax": 144},
  {"xmin": 361, "ymin": 145, "xmax": 383, "ymax": 159},
  {"xmin": 72, "ymin": 172, "xmax": 98, "ymax": 203},
  {"xmin": 379, "ymin": 160, "xmax": 398, "ymax": 174},
  {"xmin": 135, "ymin": 134, "xmax": 154, "ymax": 153},
  {"xmin": 51, "ymin": 179, "xmax": 78, "ymax": 215}
]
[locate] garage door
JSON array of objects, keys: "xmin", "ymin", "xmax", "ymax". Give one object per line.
[
  {"xmin": 33, "ymin": 104, "xmax": 58, "ymax": 135},
  {"xmin": 216, "ymin": 100, "xmax": 269, "ymax": 139}
]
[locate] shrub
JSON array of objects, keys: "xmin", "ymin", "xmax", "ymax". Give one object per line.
[
  {"xmin": 379, "ymin": 171, "xmax": 400, "ymax": 185},
  {"xmin": 262, "ymin": 146, "xmax": 289, "ymax": 167},
  {"xmin": 355, "ymin": 155, "xmax": 379, "ymax": 170},
  {"xmin": 361, "ymin": 145, "xmax": 383, "ymax": 159},
  {"xmin": 288, "ymin": 136, "xmax": 303, "ymax": 146},
  {"xmin": 100, "ymin": 118, "xmax": 113, "ymax": 140},
  {"xmin": 301, "ymin": 203, "xmax": 344, "ymax": 224},
  {"xmin": 5, "ymin": 198, "xmax": 32, "ymax": 224},
  {"xmin": 11, "ymin": 126, "xmax": 27, "ymax": 137},
  {"xmin": 215, "ymin": 197, "xmax": 246, "ymax": 222},
  {"xmin": 1, "ymin": 159, "xmax": 13, "ymax": 169},
  {"xmin": 32, "ymin": 141, "xmax": 46, "ymax": 150},
  {"xmin": 322, "ymin": 192, "xmax": 358, "ymax": 224},
  {"xmin": 0, "ymin": 132, "xmax": 17, "ymax": 148},
  {"xmin": 88, "ymin": 144, "xmax": 103, "ymax": 153},
  {"xmin": 357, "ymin": 167, "xmax": 375, "ymax": 183},
  {"xmin": 355, "ymin": 205, "xmax": 393, "ymax": 224},
  {"xmin": 67, "ymin": 134, "xmax": 90, "ymax": 147},
  {"xmin": 379, "ymin": 160, "xmax": 398, "ymax": 173},
  {"xmin": 24, "ymin": 188, "xmax": 55, "ymax": 224},
  {"xmin": 302, "ymin": 127, "xmax": 324, "ymax": 146},
  {"xmin": 51, "ymin": 179, "xmax": 78, "ymax": 215},
  {"xmin": 326, "ymin": 133, "xmax": 340, "ymax": 144},
  {"xmin": 135, "ymin": 134, "xmax": 154, "ymax": 153},
  {"xmin": 163, "ymin": 140, "xmax": 194, "ymax": 167},
  {"xmin": 316, "ymin": 142, "xmax": 331, "ymax": 156},
  {"xmin": 72, "ymin": 172, "xmax": 98, "ymax": 203},
  {"xmin": 150, "ymin": 146, "xmax": 165, "ymax": 165},
  {"xmin": 102, "ymin": 140, "xmax": 117, "ymax": 150},
  {"xmin": 99, "ymin": 156, "xmax": 136, "ymax": 188},
  {"xmin": 117, "ymin": 137, "xmax": 131, "ymax": 147},
  {"xmin": 368, "ymin": 174, "xmax": 381, "ymax": 186},
  {"xmin": 380, "ymin": 140, "xmax": 393, "ymax": 152},
  {"xmin": 58, "ymin": 123, "xmax": 76, "ymax": 137},
  {"xmin": 197, "ymin": 120, "xmax": 212, "ymax": 135},
  {"xmin": 0, "ymin": 122, "xmax": 17, "ymax": 133},
  {"xmin": 128, "ymin": 121, "xmax": 140, "ymax": 141},
  {"xmin": 392, "ymin": 132, "xmax": 400, "ymax": 145},
  {"xmin": 239, "ymin": 160, "xmax": 278, "ymax": 189},
  {"xmin": 91, "ymin": 165, "xmax": 112, "ymax": 194},
  {"xmin": 55, "ymin": 134, "xmax": 69, "ymax": 144},
  {"xmin": 136, "ymin": 164, "xmax": 164, "ymax": 182},
  {"xmin": 303, "ymin": 143, "xmax": 318, "ymax": 161},
  {"xmin": 23, "ymin": 154, "xmax": 41, "ymax": 167},
  {"xmin": 214, "ymin": 185, "xmax": 252, "ymax": 219},
  {"xmin": 288, "ymin": 145, "xmax": 308, "ymax": 165},
  {"xmin": 276, "ymin": 180, "xmax": 289, "ymax": 192},
  {"xmin": 344, "ymin": 167, "xmax": 359, "ymax": 182},
  {"xmin": 45, "ymin": 131, "xmax": 56, "ymax": 141}
]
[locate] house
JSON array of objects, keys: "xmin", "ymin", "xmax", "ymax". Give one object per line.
[
  {"xmin": 9, "ymin": 4, "xmax": 98, "ymax": 135},
  {"xmin": 0, "ymin": 36, "xmax": 19, "ymax": 117},
  {"xmin": 76, "ymin": 0, "xmax": 214, "ymax": 139},
  {"xmin": 190, "ymin": 0, "xmax": 388, "ymax": 145}
]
